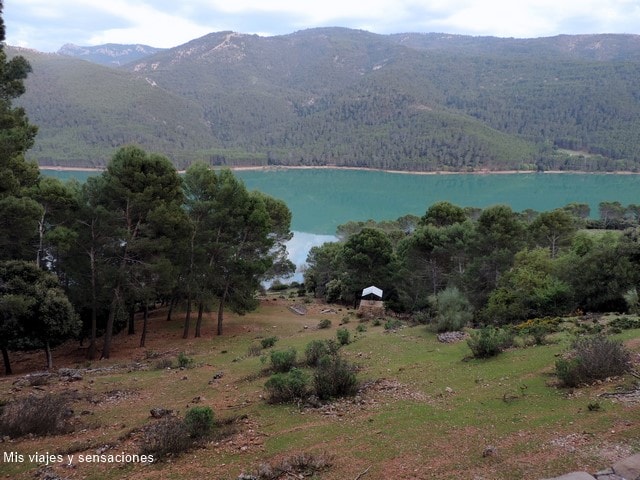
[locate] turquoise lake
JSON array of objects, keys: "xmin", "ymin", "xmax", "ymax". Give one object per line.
[{"xmin": 44, "ymin": 168, "xmax": 640, "ymax": 235}]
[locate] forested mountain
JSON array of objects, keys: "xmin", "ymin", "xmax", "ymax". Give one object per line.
[
  {"xmin": 11, "ymin": 28, "xmax": 640, "ymax": 171},
  {"xmin": 57, "ymin": 43, "xmax": 165, "ymax": 66}
]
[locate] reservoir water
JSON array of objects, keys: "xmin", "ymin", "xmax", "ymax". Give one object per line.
[{"xmin": 43, "ymin": 168, "xmax": 640, "ymax": 277}]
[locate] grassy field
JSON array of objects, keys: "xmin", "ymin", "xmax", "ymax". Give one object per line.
[{"xmin": 1, "ymin": 294, "xmax": 639, "ymax": 480}]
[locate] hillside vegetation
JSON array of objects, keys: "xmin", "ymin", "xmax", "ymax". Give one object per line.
[
  {"xmin": 11, "ymin": 28, "xmax": 640, "ymax": 170},
  {"xmin": 1, "ymin": 298, "xmax": 639, "ymax": 480}
]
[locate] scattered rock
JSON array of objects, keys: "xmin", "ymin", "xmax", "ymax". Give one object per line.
[
  {"xmin": 546, "ymin": 453, "xmax": 640, "ymax": 480},
  {"xmin": 289, "ymin": 304, "xmax": 307, "ymax": 315},
  {"xmin": 612, "ymin": 453, "xmax": 640, "ymax": 480},
  {"xmin": 102, "ymin": 389, "xmax": 138, "ymax": 404},
  {"xmin": 543, "ymin": 473, "xmax": 596, "ymax": 480},
  {"xmin": 594, "ymin": 469, "xmax": 625, "ymax": 480},
  {"xmin": 482, "ymin": 445, "xmax": 497, "ymax": 458},
  {"xmin": 304, "ymin": 395, "xmax": 322, "ymax": 408},
  {"xmin": 36, "ymin": 466, "xmax": 69, "ymax": 480},
  {"xmin": 212, "ymin": 371, "xmax": 224, "ymax": 380},
  {"xmin": 95, "ymin": 445, "xmax": 110, "ymax": 455},
  {"xmin": 149, "ymin": 408, "xmax": 174, "ymax": 418},
  {"xmin": 437, "ymin": 331, "xmax": 467, "ymax": 343},
  {"xmin": 58, "ymin": 368, "xmax": 83, "ymax": 381},
  {"xmin": 13, "ymin": 372, "xmax": 53, "ymax": 387}
]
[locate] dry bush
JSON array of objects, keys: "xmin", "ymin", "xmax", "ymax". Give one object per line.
[
  {"xmin": 241, "ymin": 451, "xmax": 334, "ymax": 479},
  {"xmin": 139, "ymin": 417, "xmax": 192, "ymax": 458},
  {"xmin": 556, "ymin": 335, "xmax": 631, "ymax": 387},
  {"xmin": 0, "ymin": 394, "xmax": 73, "ymax": 438}
]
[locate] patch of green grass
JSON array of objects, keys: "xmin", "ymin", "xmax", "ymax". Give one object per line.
[{"xmin": 3, "ymin": 302, "xmax": 638, "ymax": 480}]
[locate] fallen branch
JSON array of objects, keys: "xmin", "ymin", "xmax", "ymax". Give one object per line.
[{"xmin": 354, "ymin": 466, "xmax": 371, "ymax": 480}]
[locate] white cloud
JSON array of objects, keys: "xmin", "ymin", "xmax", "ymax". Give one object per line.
[
  {"xmin": 84, "ymin": 1, "xmax": 213, "ymax": 47},
  {"xmin": 5, "ymin": 0, "xmax": 640, "ymax": 52}
]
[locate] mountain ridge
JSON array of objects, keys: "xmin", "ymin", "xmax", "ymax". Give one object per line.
[
  {"xmin": 57, "ymin": 43, "xmax": 166, "ymax": 66},
  {"xmin": 10, "ymin": 28, "xmax": 640, "ymax": 171}
]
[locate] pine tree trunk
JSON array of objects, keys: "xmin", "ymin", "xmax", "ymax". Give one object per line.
[
  {"xmin": 1, "ymin": 346, "xmax": 12, "ymax": 375},
  {"xmin": 182, "ymin": 294, "xmax": 192, "ymax": 339},
  {"xmin": 45, "ymin": 341, "xmax": 53, "ymax": 370},
  {"xmin": 87, "ymin": 249, "xmax": 98, "ymax": 360},
  {"xmin": 36, "ymin": 207, "xmax": 47, "ymax": 269},
  {"xmin": 166, "ymin": 297, "xmax": 175, "ymax": 321},
  {"xmin": 140, "ymin": 303, "xmax": 149, "ymax": 347},
  {"xmin": 128, "ymin": 305, "xmax": 135, "ymax": 335},
  {"xmin": 217, "ymin": 298, "xmax": 224, "ymax": 336},
  {"xmin": 217, "ymin": 283, "xmax": 229, "ymax": 336},
  {"xmin": 195, "ymin": 302, "xmax": 204, "ymax": 338},
  {"xmin": 101, "ymin": 290, "xmax": 119, "ymax": 359}
]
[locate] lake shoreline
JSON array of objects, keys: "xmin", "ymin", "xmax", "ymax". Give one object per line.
[
  {"xmin": 37, "ymin": 164, "xmax": 640, "ymax": 176},
  {"xmin": 39, "ymin": 164, "xmax": 640, "ymax": 236}
]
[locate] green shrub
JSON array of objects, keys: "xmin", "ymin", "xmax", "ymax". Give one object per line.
[
  {"xmin": 261, "ymin": 336, "xmax": 278, "ymax": 349},
  {"xmin": 608, "ymin": 316, "xmax": 640, "ymax": 332},
  {"xmin": 314, "ymin": 355, "xmax": 358, "ymax": 401},
  {"xmin": 336, "ymin": 328, "xmax": 351, "ymax": 345},
  {"xmin": 429, "ymin": 287, "xmax": 473, "ymax": 332},
  {"xmin": 587, "ymin": 401, "xmax": 602, "ymax": 411},
  {"xmin": 305, "ymin": 340, "xmax": 330, "ymax": 367},
  {"xmin": 555, "ymin": 335, "xmax": 631, "ymax": 387},
  {"xmin": 356, "ymin": 324, "xmax": 367, "ymax": 333},
  {"xmin": 467, "ymin": 326, "xmax": 513, "ymax": 359},
  {"xmin": 411, "ymin": 310, "xmax": 431, "ymax": 325},
  {"xmin": 264, "ymin": 368, "xmax": 310, "ymax": 403},
  {"xmin": 184, "ymin": 406, "xmax": 214, "ymax": 439},
  {"xmin": 0, "ymin": 394, "xmax": 72, "ymax": 438},
  {"xmin": 384, "ymin": 318, "xmax": 403, "ymax": 331},
  {"xmin": 341, "ymin": 316, "xmax": 351, "ymax": 324},
  {"xmin": 515, "ymin": 317, "xmax": 561, "ymax": 345},
  {"xmin": 177, "ymin": 352, "xmax": 195, "ymax": 369},
  {"xmin": 623, "ymin": 287, "xmax": 640, "ymax": 314},
  {"xmin": 269, "ymin": 281, "xmax": 289, "ymax": 292},
  {"xmin": 140, "ymin": 417, "xmax": 192, "ymax": 458},
  {"xmin": 318, "ymin": 318, "xmax": 332, "ymax": 329},
  {"xmin": 270, "ymin": 348, "xmax": 297, "ymax": 373}
]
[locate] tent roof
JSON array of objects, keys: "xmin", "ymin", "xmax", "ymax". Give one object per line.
[{"xmin": 361, "ymin": 286, "xmax": 383, "ymax": 298}]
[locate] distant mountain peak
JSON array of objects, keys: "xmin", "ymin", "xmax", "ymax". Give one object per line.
[{"xmin": 57, "ymin": 43, "xmax": 165, "ymax": 67}]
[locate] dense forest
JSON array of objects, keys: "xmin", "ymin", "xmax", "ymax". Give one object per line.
[
  {"xmin": 1, "ymin": 143, "xmax": 294, "ymax": 374},
  {"xmin": 305, "ymin": 201, "xmax": 640, "ymax": 324},
  {"xmin": 10, "ymin": 28, "xmax": 640, "ymax": 171}
]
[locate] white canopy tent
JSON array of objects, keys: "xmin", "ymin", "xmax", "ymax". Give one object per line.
[{"xmin": 361, "ymin": 286, "xmax": 383, "ymax": 299}]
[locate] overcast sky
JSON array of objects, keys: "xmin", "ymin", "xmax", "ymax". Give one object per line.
[{"xmin": 6, "ymin": 0, "xmax": 640, "ymax": 52}]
